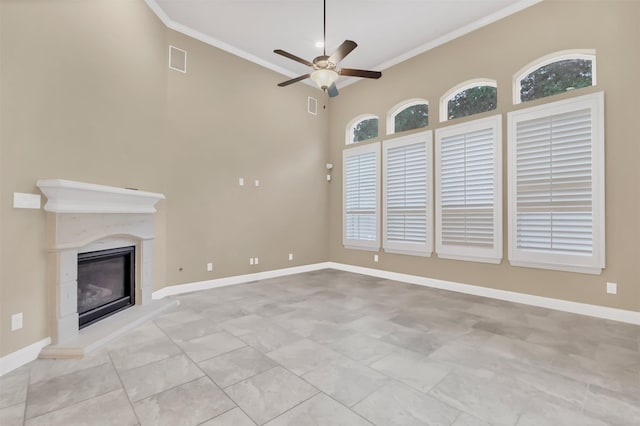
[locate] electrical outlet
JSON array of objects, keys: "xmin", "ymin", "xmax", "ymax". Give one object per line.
[
  {"xmin": 254, "ymin": 257, "xmax": 259, "ymax": 265},
  {"xmin": 11, "ymin": 313, "xmax": 23, "ymax": 331},
  {"xmin": 249, "ymin": 258, "xmax": 254, "ymax": 265},
  {"xmin": 254, "ymin": 179, "xmax": 260, "ymax": 187},
  {"xmin": 374, "ymin": 254, "xmax": 379, "ymax": 262},
  {"xmin": 239, "ymin": 178, "xmax": 244, "ymax": 186},
  {"xmin": 606, "ymin": 282, "xmax": 617, "ymax": 294},
  {"xmin": 207, "ymin": 262, "xmax": 213, "ymax": 272},
  {"xmin": 288, "ymin": 253, "xmax": 293, "ymax": 261}
]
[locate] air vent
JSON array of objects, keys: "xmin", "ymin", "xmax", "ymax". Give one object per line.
[
  {"xmin": 308, "ymin": 96, "xmax": 318, "ymax": 115},
  {"xmin": 169, "ymin": 45, "xmax": 187, "ymax": 73}
]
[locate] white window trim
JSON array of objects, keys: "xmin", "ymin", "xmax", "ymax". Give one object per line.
[
  {"xmin": 513, "ymin": 49, "xmax": 597, "ymax": 105},
  {"xmin": 386, "ymin": 98, "xmax": 429, "ymax": 135},
  {"xmin": 507, "ymin": 91, "xmax": 605, "ymax": 274},
  {"xmin": 435, "ymin": 115, "xmax": 503, "ymax": 263},
  {"xmin": 346, "ymin": 114, "xmax": 379, "ymax": 145},
  {"xmin": 382, "ymin": 130, "xmax": 433, "ymax": 257},
  {"xmin": 439, "ymin": 79, "xmax": 497, "ymax": 122},
  {"xmin": 343, "ymin": 142, "xmax": 380, "ymax": 251}
]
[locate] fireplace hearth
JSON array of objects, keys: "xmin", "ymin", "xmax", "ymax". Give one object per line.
[{"xmin": 78, "ymin": 246, "xmax": 135, "ymax": 328}]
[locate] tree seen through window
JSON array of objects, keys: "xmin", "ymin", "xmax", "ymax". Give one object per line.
[
  {"xmin": 394, "ymin": 104, "xmax": 428, "ymax": 133},
  {"xmin": 447, "ymin": 86, "xmax": 497, "ymax": 120},
  {"xmin": 520, "ymin": 59, "xmax": 592, "ymax": 102},
  {"xmin": 352, "ymin": 118, "xmax": 378, "ymax": 143}
]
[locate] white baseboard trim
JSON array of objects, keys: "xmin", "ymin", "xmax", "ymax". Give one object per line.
[
  {"xmin": 0, "ymin": 337, "xmax": 51, "ymax": 376},
  {"xmin": 152, "ymin": 262, "xmax": 333, "ymax": 299},
  {"xmin": 327, "ymin": 262, "xmax": 640, "ymax": 325},
  {"xmin": 3, "ymin": 261, "xmax": 637, "ymax": 376}
]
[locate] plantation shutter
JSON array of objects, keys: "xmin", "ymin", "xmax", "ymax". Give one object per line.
[
  {"xmin": 383, "ymin": 132, "xmax": 432, "ymax": 256},
  {"xmin": 435, "ymin": 115, "xmax": 502, "ymax": 263},
  {"xmin": 343, "ymin": 143, "xmax": 380, "ymax": 250},
  {"xmin": 508, "ymin": 92, "xmax": 604, "ymax": 274}
]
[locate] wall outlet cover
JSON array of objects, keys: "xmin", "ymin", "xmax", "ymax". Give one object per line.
[
  {"xmin": 239, "ymin": 178, "xmax": 245, "ymax": 186},
  {"xmin": 207, "ymin": 262, "xmax": 213, "ymax": 271},
  {"xmin": 606, "ymin": 282, "xmax": 617, "ymax": 294},
  {"xmin": 374, "ymin": 254, "xmax": 379, "ymax": 262},
  {"xmin": 288, "ymin": 253, "xmax": 293, "ymax": 261}
]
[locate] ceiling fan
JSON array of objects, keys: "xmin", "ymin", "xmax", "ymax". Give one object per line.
[{"xmin": 274, "ymin": 0, "xmax": 382, "ymax": 97}]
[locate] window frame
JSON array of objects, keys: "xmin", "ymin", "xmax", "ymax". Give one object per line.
[
  {"xmin": 386, "ymin": 98, "xmax": 429, "ymax": 135},
  {"xmin": 513, "ymin": 49, "xmax": 596, "ymax": 105},
  {"xmin": 507, "ymin": 91, "xmax": 605, "ymax": 274},
  {"xmin": 343, "ymin": 141, "xmax": 381, "ymax": 251},
  {"xmin": 346, "ymin": 114, "xmax": 379, "ymax": 145},
  {"xmin": 382, "ymin": 130, "xmax": 433, "ymax": 257},
  {"xmin": 439, "ymin": 79, "xmax": 497, "ymax": 122},
  {"xmin": 435, "ymin": 114, "xmax": 503, "ymax": 263}
]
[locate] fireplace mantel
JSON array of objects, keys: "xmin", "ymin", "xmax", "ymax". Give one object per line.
[
  {"xmin": 36, "ymin": 179, "xmax": 175, "ymax": 358},
  {"xmin": 37, "ymin": 179, "xmax": 165, "ymax": 214}
]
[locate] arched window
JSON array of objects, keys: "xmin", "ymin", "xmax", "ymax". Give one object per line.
[
  {"xmin": 514, "ymin": 50, "xmax": 596, "ymax": 104},
  {"xmin": 440, "ymin": 79, "xmax": 497, "ymax": 122},
  {"xmin": 386, "ymin": 99, "xmax": 429, "ymax": 134},
  {"xmin": 346, "ymin": 114, "xmax": 379, "ymax": 145}
]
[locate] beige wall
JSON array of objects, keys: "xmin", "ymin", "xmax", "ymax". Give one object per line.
[
  {"xmin": 328, "ymin": 0, "xmax": 640, "ymax": 312},
  {"xmin": 163, "ymin": 29, "xmax": 329, "ymax": 286},
  {"xmin": 0, "ymin": 0, "xmax": 329, "ymax": 357}
]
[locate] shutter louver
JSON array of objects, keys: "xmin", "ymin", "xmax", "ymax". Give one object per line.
[
  {"xmin": 508, "ymin": 92, "xmax": 604, "ymax": 274},
  {"xmin": 383, "ymin": 132, "xmax": 432, "ymax": 256},
  {"xmin": 435, "ymin": 115, "xmax": 502, "ymax": 263},
  {"xmin": 515, "ymin": 108, "xmax": 593, "ymax": 255},
  {"xmin": 343, "ymin": 143, "xmax": 380, "ymax": 250},
  {"xmin": 440, "ymin": 128, "xmax": 494, "ymax": 247}
]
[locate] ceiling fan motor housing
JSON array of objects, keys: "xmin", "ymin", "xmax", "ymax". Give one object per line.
[{"xmin": 313, "ymin": 55, "xmax": 336, "ymax": 70}]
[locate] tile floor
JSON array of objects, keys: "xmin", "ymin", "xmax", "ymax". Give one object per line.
[{"xmin": 1, "ymin": 269, "xmax": 639, "ymax": 425}]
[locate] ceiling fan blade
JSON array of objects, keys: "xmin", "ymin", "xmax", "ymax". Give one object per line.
[
  {"xmin": 327, "ymin": 82, "xmax": 339, "ymax": 97},
  {"xmin": 277, "ymin": 74, "xmax": 311, "ymax": 87},
  {"xmin": 339, "ymin": 68, "xmax": 382, "ymax": 79},
  {"xmin": 274, "ymin": 49, "xmax": 313, "ymax": 67},
  {"xmin": 329, "ymin": 40, "xmax": 357, "ymax": 64}
]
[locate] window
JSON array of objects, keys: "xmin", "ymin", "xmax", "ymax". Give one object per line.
[
  {"xmin": 383, "ymin": 131, "xmax": 432, "ymax": 256},
  {"xmin": 343, "ymin": 142, "xmax": 380, "ymax": 251},
  {"xmin": 347, "ymin": 114, "xmax": 379, "ymax": 145},
  {"xmin": 435, "ymin": 115, "xmax": 502, "ymax": 263},
  {"xmin": 514, "ymin": 50, "xmax": 596, "ymax": 104},
  {"xmin": 387, "ymin": 99, "xmax": 429, "ymax": 134},
  {"xmin": 508, "ymin": 92, "xmax": 605, "ymax": 274},
  {"xmin": 440, "ymin": 79, "xmax": 497, "ymax": 122}
]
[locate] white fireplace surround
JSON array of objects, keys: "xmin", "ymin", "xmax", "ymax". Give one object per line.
[{"xmin": 37, "ymin": 179, "xmax": 173, "ymax": 357}]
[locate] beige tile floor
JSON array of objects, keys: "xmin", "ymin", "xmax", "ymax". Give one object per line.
[{"xmin": 1, "ymin": 269, "xmax": 639, "ymax": 425}]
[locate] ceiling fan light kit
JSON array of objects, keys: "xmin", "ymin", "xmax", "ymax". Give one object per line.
[
  {"xmin": 274, "ymin": 0, "xmax": 381, "ymax": 97},
  {"xmin": 311, "ymin": 69, "xmax": 339, "ymax": 90}
]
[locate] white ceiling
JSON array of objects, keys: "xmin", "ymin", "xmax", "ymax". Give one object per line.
[{"xmin": 145, "ymin": 0, "xmax": 540, "ymax": 89}]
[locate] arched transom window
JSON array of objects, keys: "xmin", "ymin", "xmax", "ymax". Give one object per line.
[
  {"xmin": 346, "ymin": 114, "xmax": 379, "ymax": 145},
  {"xmin": 440, "ymin": 79, "xmax": 497, "ymax": 122},
  {"xmin": 387, "ymin": 99, "xmax": 429, "ymax": 134},
  {"xmin": 514, "ymin": 50, "xmax": 596, "ymax": 104}
]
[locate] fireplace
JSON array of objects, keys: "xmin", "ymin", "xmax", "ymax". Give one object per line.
[
  {"xmin": 36, "ymin": 179, "xmax": 175, "ymax": 356},
  {"xmin": 78, "ymin": 246, "xmax": 135, "ymax": 328}
]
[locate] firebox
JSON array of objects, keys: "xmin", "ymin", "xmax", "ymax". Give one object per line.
[{"xmin": 77, "ymin": 246, "xmax": 135, "ymax": 328}]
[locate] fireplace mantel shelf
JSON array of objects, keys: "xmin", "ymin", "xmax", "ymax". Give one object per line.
[{"xmin": 37, "ymin": 179, "xmax": 165, "ymax": 214}]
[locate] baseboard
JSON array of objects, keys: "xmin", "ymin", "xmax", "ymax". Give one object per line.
[
  {"xmin": 0, "ymin": 337, "xmax": 51, "ymax": 376},
  {"xmin": 327, "ymin": 262, "xmax": 640, "ymax": 325},
  {"xmin": 152, "ymin": 262, "xmax": 333, "ymax": 299},
  {"xmin": 3, "ymin": 261, "xmax": 637, "ymax": 377}
]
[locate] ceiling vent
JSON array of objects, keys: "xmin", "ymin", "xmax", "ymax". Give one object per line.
[
  {"xmin": 308, "ymin": 97, "xmax": 318, "ymax": 115},
  {"xmin": 169, "ymin": 45, "xmax": 187, "ymax": 73}
]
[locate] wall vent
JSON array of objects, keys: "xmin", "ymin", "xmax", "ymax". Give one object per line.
[
  {"xmin": 169, "ymin": 45, "xmax": 187, "ymax": 73},
  {"xmin": 308, "ymin": 97, "xmax": 318, "ymax": 115}
]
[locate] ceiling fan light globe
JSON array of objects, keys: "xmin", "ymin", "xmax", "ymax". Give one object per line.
[{"xmin": 311, "ymin": 69, "xmax": 339, "ymax": 90}]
